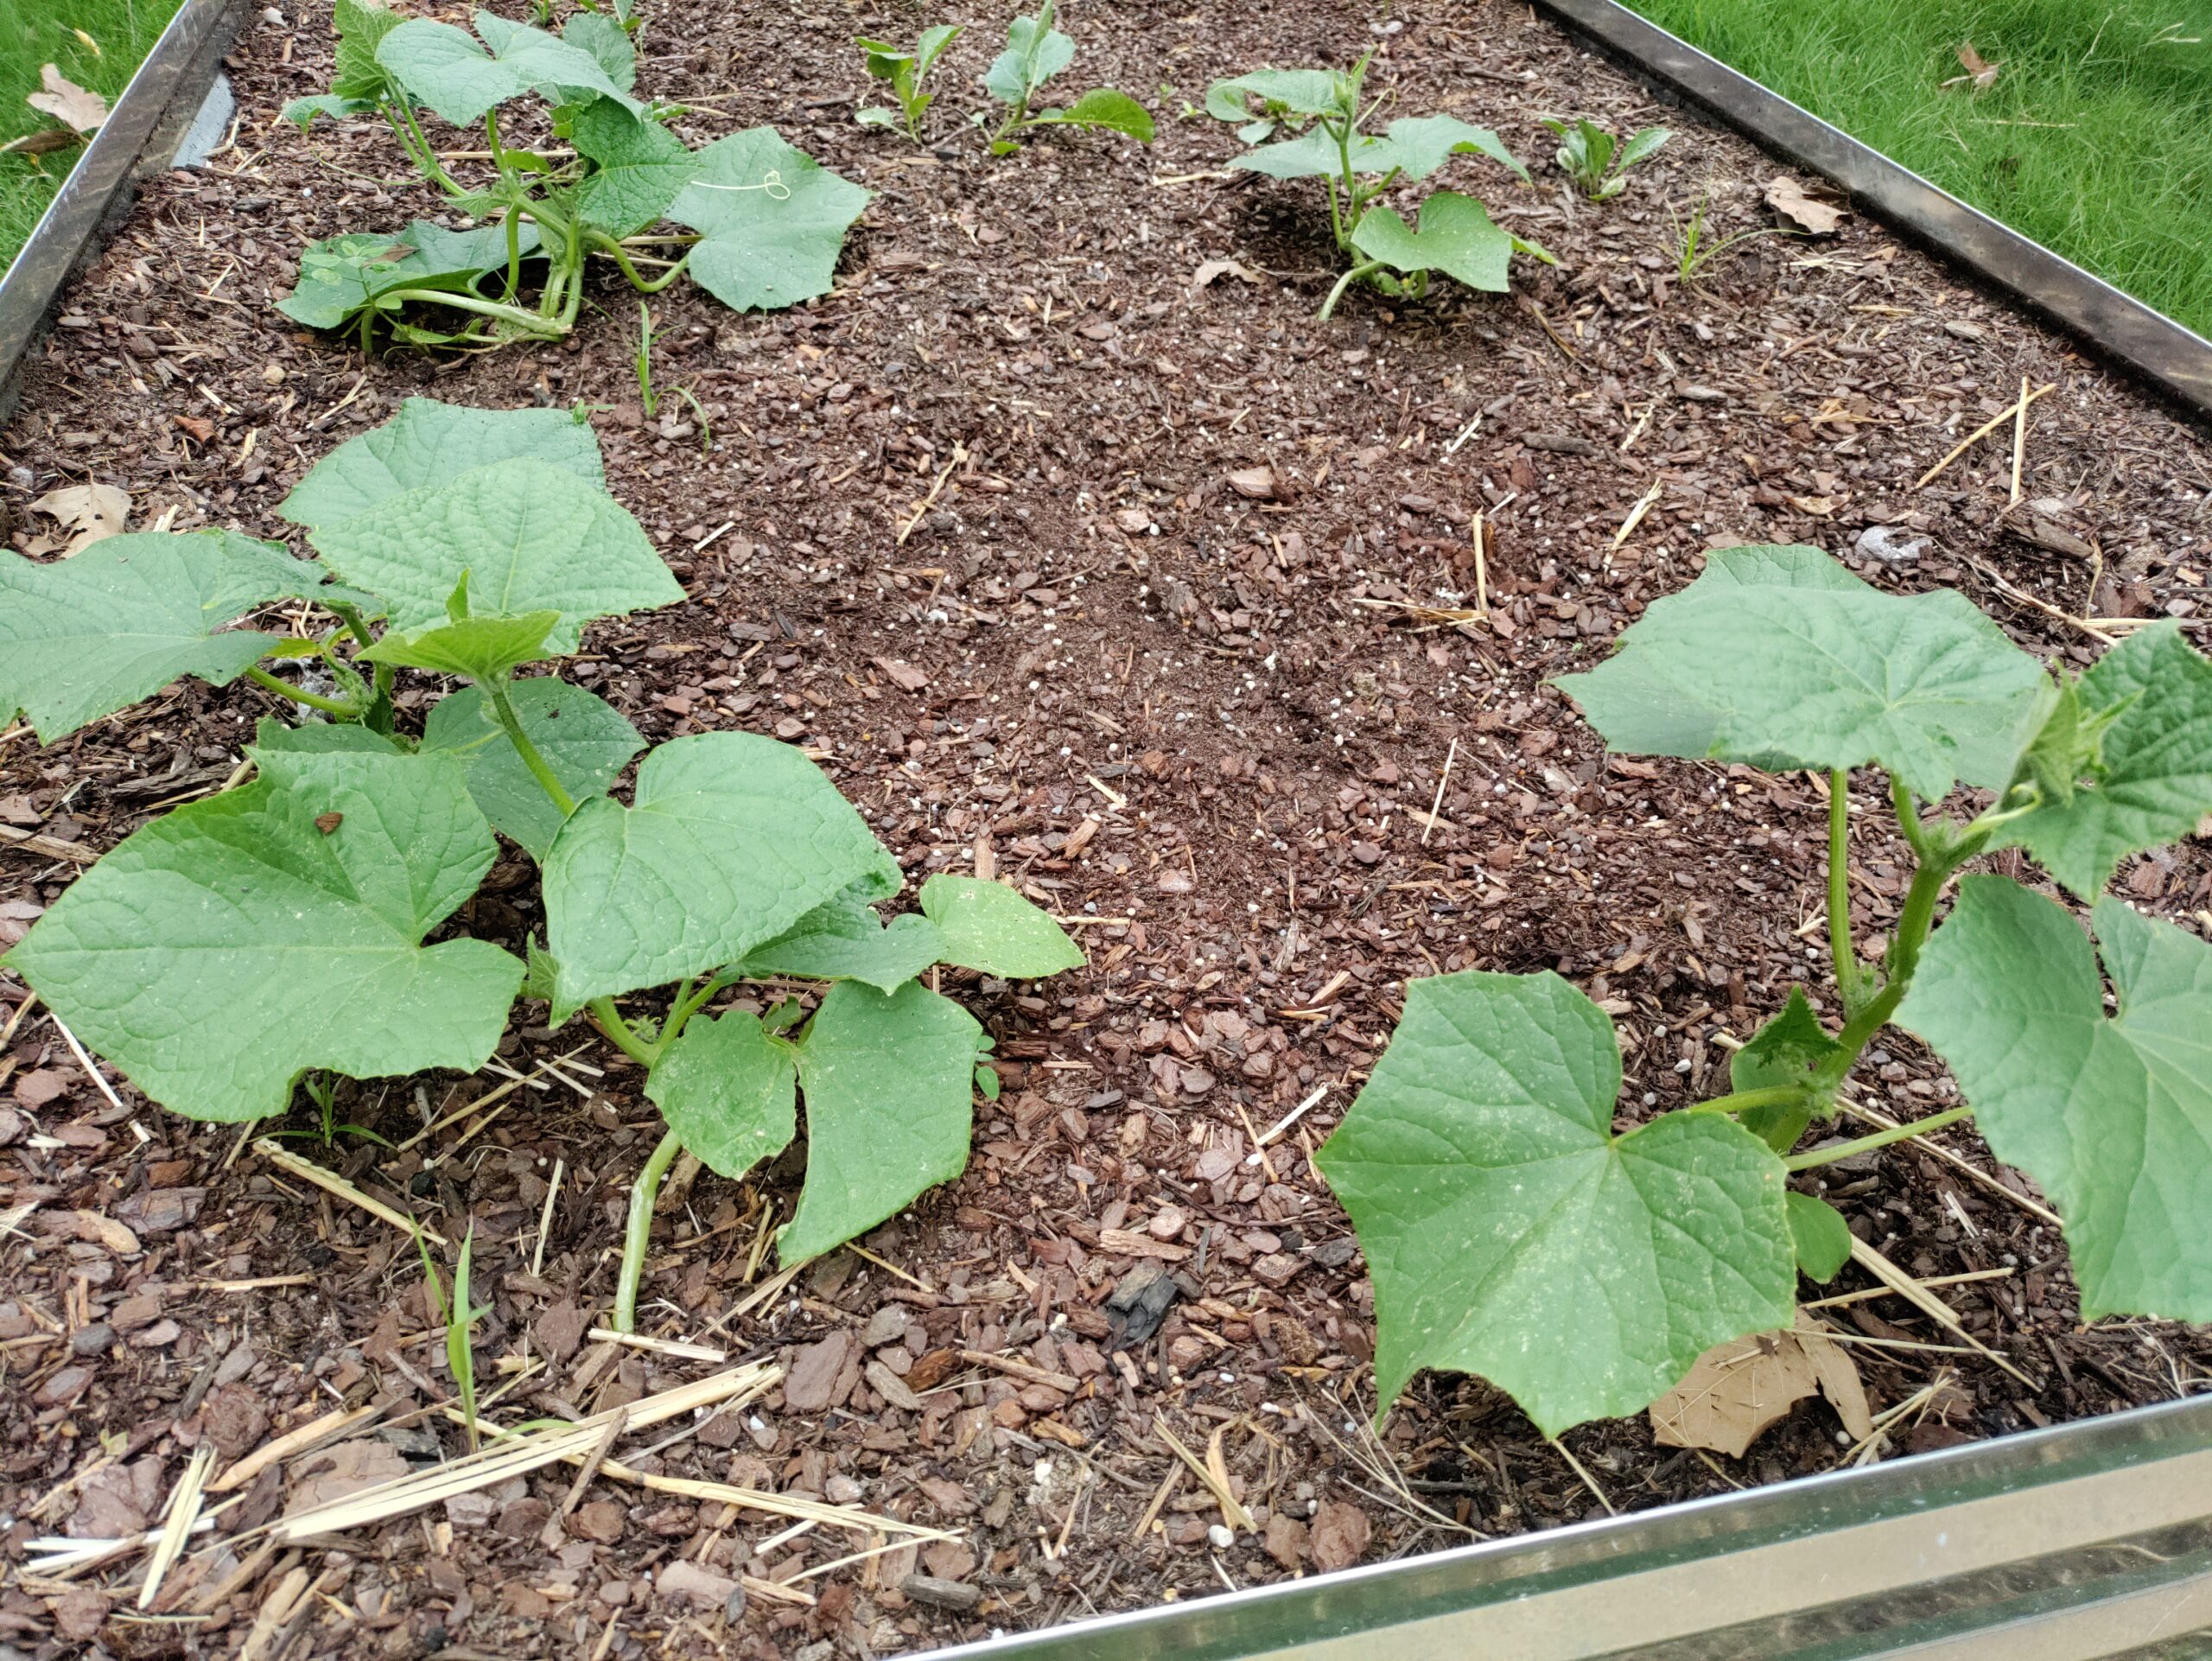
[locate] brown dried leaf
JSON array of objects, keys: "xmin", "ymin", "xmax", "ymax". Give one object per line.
[
  {"xmin": 1226, "ymin": 466, "xmax": 1277, "ymax": 501},
  {"xmin": 30, "ymin": 482, "xmax": 130, "ymax": 554},
  {"xmin": 1191, "ymin": 258, "xmax": 1263, "ymax": 296},
  {"xmin": 1955, "ymin": 42, "xmax": 2000, "ymax": 91},
  {"xmin": 27, "ymin": 65, "xmax": 107, "ymax": 136},
  {"xmin": 284, "ymin": 1439, "xmax": 410, "ymax": 1514},
  {"xmin": 1649, "ymin": 1314, "xmax": 1870, "ymax": 1455},
  {"xmin": 1764, "ymin": 176, "xmax": 1847, "ymax": 237}
]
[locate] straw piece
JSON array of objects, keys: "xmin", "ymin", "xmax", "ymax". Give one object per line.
[
  {"xmin": 211, "ymin": 1403, "xmax": 382, "ymax": 1493},
  {"xmin": 139, "ymin": 1446, "xmax": 214, "ymax": 1609},
  {"xmin": 1848, "ymin": 1237, "xmax": 2037, "ymax": 1389},
  {"xmin": 1913, "ymin": 383, "xmax": 2054, "ymax": 488},
  {"xmin": 255, "ymin": 1138, "xmax": 444, "ymax": 1244},
  {"xmin": 1154, "ymin": 1416, "xmax": 1254, "ymax": 1531},
  {"xmin": 587, "ymin": 1328, "xmax": 727, "ymax": 1364},
  {"xmin": 960, "ymin": 1349, "xmax": 1078, "ymax": 1393}
]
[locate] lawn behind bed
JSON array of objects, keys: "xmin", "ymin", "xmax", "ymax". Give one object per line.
[
  {"xmin": 1619, "ymin": 0, "xmax": 2212, "ymax": 338},
  {"xmin": 2, "ymin": 0, "xmax": 188, "ymax": 277}
]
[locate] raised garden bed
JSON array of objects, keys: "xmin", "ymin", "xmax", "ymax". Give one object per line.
[{"xmin": 0, "ymin": 0, "xmax": 2209, "ymax": 1656}]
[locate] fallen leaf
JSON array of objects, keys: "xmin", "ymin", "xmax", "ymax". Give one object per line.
[
  {"xmin": 1649, "ymin": 1313, "xmax": 1870, "ymax": 1455},
  {"xmin": 27, "ymin": 65, "xmax": 107, "ymax": 136},
  {"xmin": 1787, "ymin": 494, "xmax": 1837, "ymax": 517},
  {"xmin": 1191, "ymin": 258, "xmax": 1263, "ymax": 296},
  {"xmin": 1764, "ymin": 176, "xmax": 1847, "ymax": 238},
  {"xmin": 30, "ymin": 482, "xmax": 130, "ymax": 555},
  {"xmin": 283, "ymin": 1438, "xmax": 410, "ymax": 1514},
  {"xmin": 1954, "ymin": 42, "xmax": 2000, "ymax": 91},
  {"xmin": 175, "ymin": 414, "xmax": 214, "ymax": 442}
]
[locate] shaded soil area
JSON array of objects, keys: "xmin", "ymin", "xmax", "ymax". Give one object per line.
[{"xmin": 2, "ymin": 0, "xmax": 2211, "ymax": 1655}]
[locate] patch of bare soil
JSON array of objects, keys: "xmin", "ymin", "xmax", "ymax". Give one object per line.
[{"xmin": 1, "ymin": 0, "xmax": 2209, "ymax": 1655}]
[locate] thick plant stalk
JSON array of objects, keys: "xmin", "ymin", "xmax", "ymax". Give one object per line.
[
  {"xmin": 1827, "ymin": 769, "xmax": 1863, "ymax": 1009},
  {"xmin": 1783, "ymin": 1106, "xmax": 1970, "ymax": 1172},
  {"xmin": 614, "ymin": 1128, "xmax": 683, "ymax": 1333},
  {"xmin": 244, "ymin": 665, "xmax": 360, "ymax": 719},
  {"xmin": 485, "ymin": 682, "xmax": 576, "ymax": 817}
]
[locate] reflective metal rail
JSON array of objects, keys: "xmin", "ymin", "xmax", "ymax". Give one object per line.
[
  {"xmin": 1526, "ymin": 0, "xmax": 2212, "ymax": 423},
  {"xmin": 938, "ymin": 1394, "xmax": 2212, "ymax": 1659},
  {"xmin": 0, "ymin": 0, "xmax": 249, "ymax": 421}
]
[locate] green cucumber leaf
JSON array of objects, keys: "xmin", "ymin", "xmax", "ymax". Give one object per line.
[
  {"xmin": 982, "ymin": 6, "xmax": 1074, "ymax": 105},
  {"xmin": 734, "ymin": 886, "xmax": 944, "ymax": 991},
  {"xmin": 276, "ymin": 219, "xmax": 539, "ymax": 334},
  {"xmin": 1555, "ymin": 544, "xmax": 2053, "ymax": 800},
  {"xmin": 543, "ymin": 732, "xmax": 902, "ymax": 1007},
  {"xmin": 570, "ymin": 100, "xmax": 700, "ymax": 238},
  {"xmin": 284, "ymin": 92, "xmax": 379, "ymax": 129},
  {"xmin": 918, "ymin": 875, "xmax": 1085, "ymax": 977},
  {"xmin": 669, "ymin": 128, "xmax": 870, "ymax": 314},
  {"xmin": 1032, "ymin": 87, "xmax": 1154, "ymax": 141},
  {"xmin": 307, "ymin": 455, "xmax": 680, "ymax": 652},
  {"xmin": 420, "ymin": 679, "xmax": 643, "ymax": 858},
  {"xmin": 646, "ymin": 1009, "xmax": 798, "ymax": 1179},
  {"xmin": 556, "ymin": 12, "xmax": 635, "ymax": 96},
  {"xmin": 3, "ymin": 748, "xmax": 521, "ymax": 1122},
  {"xmin": 913, "ymin": 22, "xmax": 963, "ymax": 79},
  {"xmin": 330, "ymin": 0, "xmax": 403, "ymax": 101},
  {"xmin": 359, "ymin": 609, "xmax": 559, "ymax": 682},
  {"xmin": 1350, "ymin": 191, "xmax": 1516, "ymax": 294},
  {"xmin": 1785, "ymin": 1191, "xmax": 1853, "ymax": 1282},
  {"xmin": 0, "ymin": 531, "xmax": 329, "ymax": 742},
  {"xmin": 374, "ymin": 13, "xmax": 640, "ymax": 127},
  {"xmin": 281, "ymin": 398, "xmax": 604, "ymax": 533},
  {"xmin": 1899, "ymin": 875, "xmax": 2212, "ymax": 1322},
  {"xmin": 1374, "ymin": 115, "xmax": 1527, "ymax": 182},
  {"xmin": 252, "ymin": 716, "xmax": 403, "ymax": 755},
  {"xmin": 1314, "ymin": 970, "xmax": 1794, "ymax": 1435},
  {"xmin": 1730, "ymin": 987, "xmax": 1843, "ymax": 1153},
  {"xmin": 1993, "ymin": 622, "xmax": 2212, "ymax": 900},
  {"xmin": 780, "ymin": 980, "xmax": 983, "ymax": 1263},
  {"xmin": 856, "ymin": 36, "xmax": 914, "ymax": 79},
  {"xmin": 1205, "ymin": 67, "xmax": 1351, "ymax": 123}
]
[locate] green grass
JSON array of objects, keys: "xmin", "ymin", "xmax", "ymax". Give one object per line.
[
  {"xmin": 1620, "ymin": 0, "xmax": 2212, "ymax": 337},
  {"xmin": 2, "ymin": 0, "xmax": 188, "ymax": 276}
]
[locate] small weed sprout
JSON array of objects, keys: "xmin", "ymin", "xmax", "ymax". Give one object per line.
[
  {"xmin": 1542, "ymin": 116, "xmax": 1670, "ymax": 200},
  {"xmin": 1670, "ymin": 188, "xmax": 1795, "ymax": 282},
  {"xmin": 416, "ymin": 1225, "xmax": 487, "ymax": 1449},
  {"xmin": 981, "ymin": 1, "xmax": 1154, "ymax": 155},
  {"xmin": 855, "ymin": 25, "xmax": 962, "ymax": 143}
]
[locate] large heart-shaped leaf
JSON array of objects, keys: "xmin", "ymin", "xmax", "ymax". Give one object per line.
[
  {"xmin": 1899, "ymin": 876, "xmax": 2212, "ymax": 1321},
  {"xmin": 918, "ymin": 875, "xmax": 1084, "ymax": 977},
  {"xmin": 1205, "ymin": 68, "xmax": 1352, "ymax": 124},
  {"xmin": 375, "ymin": 13, "xmax": 640, "ymax": 126},
  {"xmin": 1351, "ymin": 191, "xmax": 1516, "ymax": 293},
  {"xmin": 283, "ymin": 0, "xmax": 404, "ymax": 124},
  {"xmin": 554, "ymin": 12, "xmax": 634, "ymax": 99},
  {"xmin": 276, "ymin": 220, "xmax": 538, "ymax": 334},
  {"xmin": 1316, "ymin": 970, "xmax": 1794, "ymax": 1435},
  {"xmin": 543, "ymin": 732, "xmax": 902, "ymax": 1008},
  {"xmin": 1993, "ymin": 623, "xmax": 2212, "ymax": 900},
  {"xmin": 1031, "ymin": 88, "xmax": 1154, "ymax": 141},
  {"xmin": 779, "ymin": 980, "xmax": 983, "ymax": 1263},
  {"xmin": 251, "ymin": 716, "xmax": 402, "ymax": 756},
  {"xmin": 420, "ymin": 679, "xmax": 643, "ymax": 857},
  {"xmin": 1238, "ymin": 115, "xmax": 1525, "ymax": 182},
  {"xmin": 0, "ymin": 531, "xmax": 327, "ymax": 742},
  {"xmin": 669, "ymin": 129, "xmax": 870, "ymax": 314},
  {"xmin": 646, "ymin": 1008, "xmax": 797, "ymax": 1178},
  {"xmin": 734, "ymin": 885, "xmax": 944, "ymax": 991},
  {"xmin": 282, "ymin": 398, "xmax": 605, "ymax": 534},
  {"xmin": 3, "ymin": 748, "xmax": 522, "ymax": 1123},
  {"xmin": 1556, "ymin": 544, "xmax": 2052, "ymax": 799},
  {"xmin": 307, "ymin": 456, "xmax": 680, "ymax": 652},
  {"xmin": 571, "ymin": 100, "xmax": 701, "ymax": 238}
]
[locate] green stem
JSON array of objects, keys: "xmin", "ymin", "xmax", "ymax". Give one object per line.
[
  {"xmin": 484, "ymin": 679, "xmax": 577, "ymax": 818},
  {"xmin": 585, "ymin": 231, "xmax": 694, "ymax": 294},
  {"xmin": 1783, "ymin": 1106, "xmax": 1972, "ymax": 1173},
  {"xmin": 244, "ymin": 665, "xmax": 362, "ymax": 718},
  {"xmin": 1319, "ymin": 260, "xmax": 1387, "ymax": 321},
  {"xmin": 1680, "ymin": 1084, "xmax": 1812, "ymax": 1117},
  {"xmin": 613, "ymin": 1127, "xmax": 683, "ymax": 1333},
  {"xmin": 1827, "ymin": 769, "xmax": 1866, "ymax": 1012},
  {"xmin": 1890, "ymin": 774, "xmax": 1936, "ymax": 862},
  {"xmin": 588, "ymin": 997, "xmax": 658, "ymax": 1067},
  {"xmin": 379, "ymin": 288, "xmax": 568, "ymax": 333}
]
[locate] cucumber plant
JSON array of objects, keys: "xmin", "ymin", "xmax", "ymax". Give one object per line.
[
  {"xmin": 1319, "ymin": 544, "xmax": 2212, "ymax": 1435},
  {"xmin": 281, "ymin": 0, "xmax": 868, "ymax": 348},
  {"xmin": 0, "ymin": 398, "xmax": 1084, "ymax": 1331},
  {"xmin": 1542, "ymin": 116, "xmax": 1671, "ymax": 200},
  {"xmin": 855, "ymin": 24, "xmax": 963, "ymax": 143},
  {"xmin": 1206, "ymin": 53, "xmax": 1551, "ymax": 319},
  {"xmin": 979, "ymin": 2, "xmax": 1154, "ymax": 155}
]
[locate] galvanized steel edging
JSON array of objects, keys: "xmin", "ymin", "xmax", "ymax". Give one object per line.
[
  {"xmin": 1526, "ymin": 0, "xmax": 2212, "ymax": 421},
  {"xmin": 933, "ymin": 1394, "xmax": 2212, "ymax": 1660},
  {"xmin": 0, "ymin": 0, "xmax": 250, "ymax": 418}
]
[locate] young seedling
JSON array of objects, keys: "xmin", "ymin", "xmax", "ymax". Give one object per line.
[
  {"xmin": 1670, "ymin": 188, "xmax": 1793, "ymax": 283},
  {"xmin": 282, "ymin": 0, "xmax": 868, "ymax": 349},
  {"xmin": 0, "ymin": 398, "xmax": 1085, "ymax": 1334},
  {"xmin": 266, "ymin": 1072, "xmax": 394, "ymax": 1149},
  {"xmin": 855, "ymin": 24, "xmax": 962, "ymax": 143},
  {"xmin": 1318, "ymin": 544, "xmax": 2212, "ymax": 1436},
  {"xmin": 980, "ymin": 1, "xmax": 1154, "ymax": 155},
  {"xmin": 1205, "ymin": 53, "xmax": 1551, "ymax": 319},
  {"xmin": 1542, "ymin": 116, "xmax": 1670, "ymax": 200},
  {"xmin": 416, "ymin": 1225, "xmax": 488, "ymax": 1448}
]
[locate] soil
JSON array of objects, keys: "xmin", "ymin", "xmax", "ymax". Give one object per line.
[{"xmin": 3, "ymin": 0, "xmax": 2211, "ymax": 1656}]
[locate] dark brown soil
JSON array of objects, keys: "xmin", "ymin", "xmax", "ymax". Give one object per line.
[{"xmin": 3, "ymin": 0, "xmax": 2211, "ymax": 1655}]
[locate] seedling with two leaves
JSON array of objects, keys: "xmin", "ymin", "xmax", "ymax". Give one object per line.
[
  {"xmin": 1205, "ymin": 52, "xmax": 1550, "ymax": 319},
  {"xmin": 0, "ymin": 398, "xmax": 1084, "ymax": 1333},
  {"xmin": 979, "ymin": 3, "xmax": 1153, "ymax": 155},
  {"xmin": 282, "ymin": 0, "xmax": 868, "ymax": 348},
  {"xmin": 1542, "ymin": 116, "xmax": 1670, "ymax": 200},
  {"xmin": 855, "ymin": 25, "xmax": 963, "ymax": 143},
  {"xmin": 1319, "ymin": 544, "xmax": 2212, "ymax": 1436}
]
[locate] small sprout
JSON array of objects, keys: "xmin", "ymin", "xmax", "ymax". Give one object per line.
[
  {"xmin": 980, "ymin": 1, "xmax": 1154, "ymax": 156},
  {"xmin": 1541, "ymin": 116, "xmax": 1670, "ymax": 200},
  {"xmin": 855, "ymin": 24, "xmax": 962, "ymax": 143}
]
